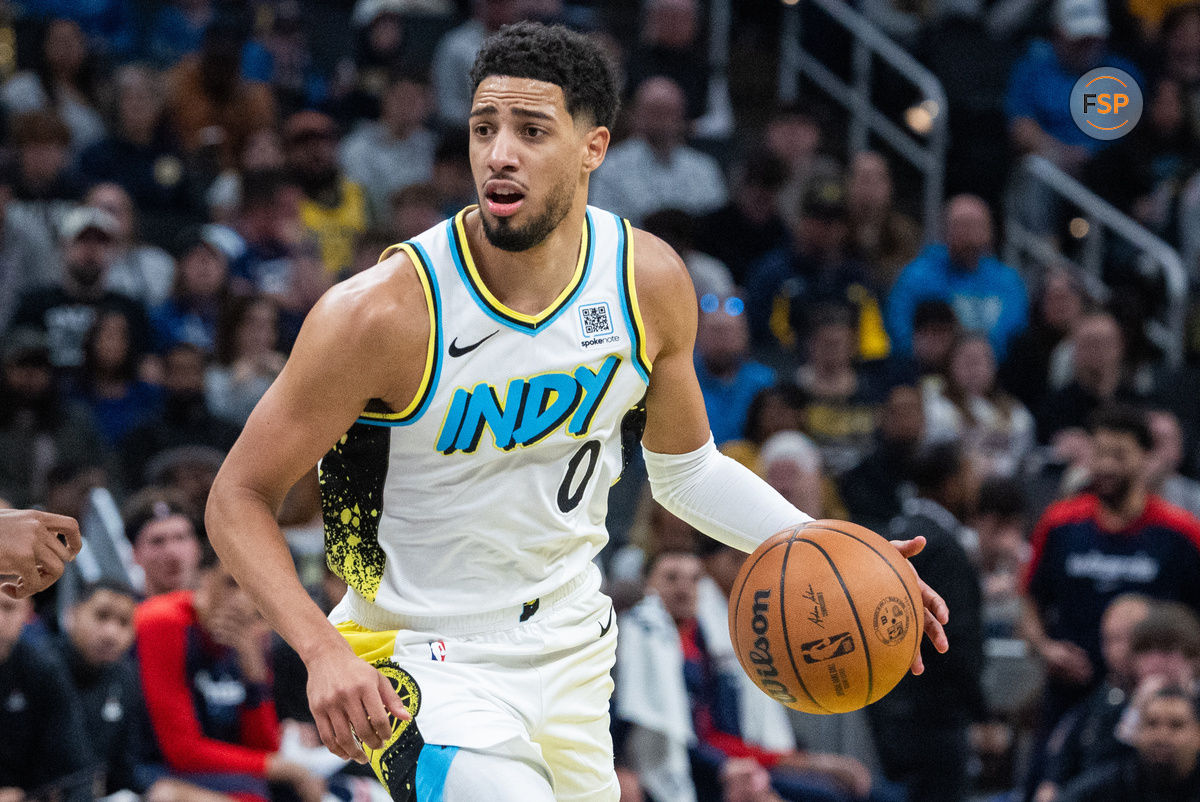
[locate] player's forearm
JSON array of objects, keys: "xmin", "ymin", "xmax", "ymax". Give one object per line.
[
  {"xmin": 205, "ymin": 479, "xmax": 345, "ymax": 662},
  {"xmin": 644, "ymin": 436, "xmax": 814, "ymax": 553}
]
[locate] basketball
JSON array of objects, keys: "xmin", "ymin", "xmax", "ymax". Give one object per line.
[{"xmin": 728, "ymin": 519, "xmax": 923, "ymax": 715}]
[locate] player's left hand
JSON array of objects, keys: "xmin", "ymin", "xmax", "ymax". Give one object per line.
[{"xmin": 890, "ymin": 535, "xmax": 949, "ymax": 675}]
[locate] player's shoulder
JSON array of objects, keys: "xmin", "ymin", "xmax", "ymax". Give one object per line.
[
  {"xmin": 623, "ymin": 226, "xmax": 697, "ymax": 361},
  {"xmin": 627, "ymin": 226, "xmax": 691, "ymax": 290},
  {"xmin": 308, "ymin": 247, "xmax": 430, "ymax": 344}
]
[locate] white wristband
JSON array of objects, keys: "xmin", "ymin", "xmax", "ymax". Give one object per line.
[{"xmin": 643, "ymin": 436, "xmax": 814, "ymax": 553}]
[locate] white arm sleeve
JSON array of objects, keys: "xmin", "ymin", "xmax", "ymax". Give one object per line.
[{"xmin": 643, "ymin": 436, "xmax": 815, "ymax": 554}]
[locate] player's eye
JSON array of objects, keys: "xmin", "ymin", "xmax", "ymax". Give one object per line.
[
  {"xmin": 525, "ymin": 127, "xmax": 544, "ymax": 138},
  {"xmin": 473, "ymin": 124, "xmax": 492, "ymax": 137}
]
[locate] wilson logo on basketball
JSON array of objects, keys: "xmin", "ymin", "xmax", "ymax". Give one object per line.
[
  {"xmin": 800, "ymin": 632, "xmax": 856, "ymax": 664},
  {"xmin": 748, "ymin": 589, "xmax": 798, "ymax": 704}
]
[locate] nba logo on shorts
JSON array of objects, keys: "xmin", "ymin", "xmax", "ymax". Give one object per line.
[{"xmin": 429, "ymin": 640, "xmax": 447, "ymax": 661}]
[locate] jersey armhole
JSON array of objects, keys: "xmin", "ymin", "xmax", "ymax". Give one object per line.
[
  {"xmin": 357, "ymin": 242, "xmax": 442, "ymax": 426},
  {"xmin": 617, "ymin": 217, "xmax": 652, "ymax": 384}
]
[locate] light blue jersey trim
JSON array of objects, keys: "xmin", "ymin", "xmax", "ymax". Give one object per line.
[{"xmin": 416, "ymin": 744, "xmax": 459, "ymax": 802}]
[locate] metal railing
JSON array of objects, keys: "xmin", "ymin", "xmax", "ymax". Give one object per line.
[
  {"xmin": 1003, "ymin": 155, "xmax": 1189, "ymax": 368},
  {"xmin": 777, "ymin": 0, "xmax": 948, "ymax": 241},
  {"xmin": 693, "ymin": 0, "xmax": 734, "ymax": 140}
]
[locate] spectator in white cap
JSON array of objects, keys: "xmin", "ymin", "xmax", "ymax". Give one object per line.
[
  {"xmin": 7, "ymin": 206, "xmax": 152, "ymax": 371},
  {"xmin": 85, "ymin": 182, "xmax": 176, "ymax": 309},
  {"xmin": 1006, "ymin": 0, "xmax": 1143, "ymax": 174}
]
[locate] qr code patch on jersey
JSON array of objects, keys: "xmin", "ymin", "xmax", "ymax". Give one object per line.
[{"xmin": 579, "ymin": 302, "xmax": 613, "ymax": 337}]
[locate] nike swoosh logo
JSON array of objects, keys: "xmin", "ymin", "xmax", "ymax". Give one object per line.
[
  {"xmin": 448, "ymin": 330, "xmax": 499, "ymax": 358},
  {"xmin": 598, "ymin": 606, "xmax": 614, "ymax": 638}
]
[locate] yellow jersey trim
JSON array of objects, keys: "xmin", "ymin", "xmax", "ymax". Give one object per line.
[
  {"xmin": 450, "ymin": 206, "xmax": 592, "ymax": 329},
  {"xmin": 621, "ymin": 218, "xmax": 652, "ymax": 380},
  {"xmin": 358, "ymin": 243, "xmax": 440, "ymax": 423}
]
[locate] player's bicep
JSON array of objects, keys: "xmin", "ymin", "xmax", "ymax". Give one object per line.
[
  {"xmin": 218, "ymin": 301, "xmax": 388, "ymax": 508},
  {"xmin": 631, "ymin": 229, "xmax": 712, "ymax": 455},
  {"xmin": 227, "ymin": 364, "xmax": 368, "ymax": 506},
  {"xmin": 641, "ymin": 344, "xmax": 710, "ymax": 454}
]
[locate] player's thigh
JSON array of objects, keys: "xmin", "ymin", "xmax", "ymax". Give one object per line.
[
  {"xmin": 537, "ymin": 733, "xmax": 620, "ymax": 802},
  {"xmin": 536, "ymin": 609, "xmax": 620, "ymax": 801},
  {"xmin": 439, "ymin": 746, "xmax": 557, "ymax": 802}
]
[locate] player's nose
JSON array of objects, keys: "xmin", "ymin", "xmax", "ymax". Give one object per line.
[{"xmin": 486, "ymin": 129, "xmax": 520, "ymax": 173}]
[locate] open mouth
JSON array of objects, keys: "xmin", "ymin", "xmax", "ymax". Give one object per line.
[{"xmin": 485, "ymin": 188, "xmax": 525, "ymax": 217}]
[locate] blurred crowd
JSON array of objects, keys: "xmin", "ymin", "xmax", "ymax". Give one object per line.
[{"xmin": 3, "ymin": 1, "xmax": 1200, "ymax": 802}]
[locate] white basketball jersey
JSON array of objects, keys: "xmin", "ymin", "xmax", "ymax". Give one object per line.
[{"xmin": 319, "ymin": 206, "xmax": 651, "ymax": 617}]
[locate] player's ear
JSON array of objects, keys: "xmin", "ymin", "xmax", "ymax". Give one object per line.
[{"xmin": 582, "ymin": 125, "xmax": 610, "ymax": 174}]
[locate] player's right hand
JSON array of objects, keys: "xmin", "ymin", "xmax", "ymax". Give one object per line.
[
  {"xmin": 0, "ymin": 509, "xmax": 81, "ymax": 599},
  {"xmin": 305, "ymin": 641, "xmax": 411, "ymax": 763}
]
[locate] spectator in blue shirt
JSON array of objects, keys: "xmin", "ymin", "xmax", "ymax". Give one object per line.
[
  {"xmin": 885, "ymin": 194, "xmax": 1028, "ymax": 361},
  {"xmin": 240, "ymin": 1, "xmax": 328, "ymax": 116},
  {"xmin": 14, "ymin": 0, "xmax": 137, "ymax": 58},
  {"xmin": 694, "ymin": 290, "xmax": 776, "ymax": 446},
  {"xmin": 146, "ymin": 0, "xmax": 215, "ymax": 67},
  {"xmin": 68, "ymin": 308, "xmax": 163, "ymax": 451},
  {"xmin": 1006, "ymin": 0, "xmax": 1143, "ymax": 173}
]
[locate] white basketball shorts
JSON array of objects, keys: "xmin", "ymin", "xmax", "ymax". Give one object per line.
[{"xmin": 329, "ymin": 563, "xmax": 620, "ymax": 802}]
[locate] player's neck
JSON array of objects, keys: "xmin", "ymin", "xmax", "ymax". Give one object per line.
[{"xmin": 465, "ymin": 204, "xmax": 589, "ymax": 317}]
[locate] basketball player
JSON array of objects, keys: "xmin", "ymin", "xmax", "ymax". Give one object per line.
[
  {"xmin": 0, "ymin": 507, "xmax": 81, "ymax": 598},
  {"xmin": 206, "ymin": 22, "xmax": 949, "ymax": 802}
]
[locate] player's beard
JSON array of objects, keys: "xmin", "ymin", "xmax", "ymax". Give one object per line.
[{"xmin": 480, "ymin": 175, "xmax": 575, "ymax": 252}]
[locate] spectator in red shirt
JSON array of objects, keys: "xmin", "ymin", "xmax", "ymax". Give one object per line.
[
  {"xmin": 1023, "ymin": 405, "xmax": 1200, "ymax": 697},
  {"xmin": 1021, "ymin": 404, "xmax": 1200, "ymax": 796},
  {"xmin": 135, "ymin": 547, "xmax": 323, "ymax": 802}
]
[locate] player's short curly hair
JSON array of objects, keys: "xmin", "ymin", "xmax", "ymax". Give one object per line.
[{"xmin": 469, "ymin": 21, "xmax": 619, "ymax": 129}]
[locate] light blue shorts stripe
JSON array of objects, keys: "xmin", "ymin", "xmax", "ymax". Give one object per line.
[{"xmin": 416, "ymin": 743, "xmax": 459, "ymax": 802}]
